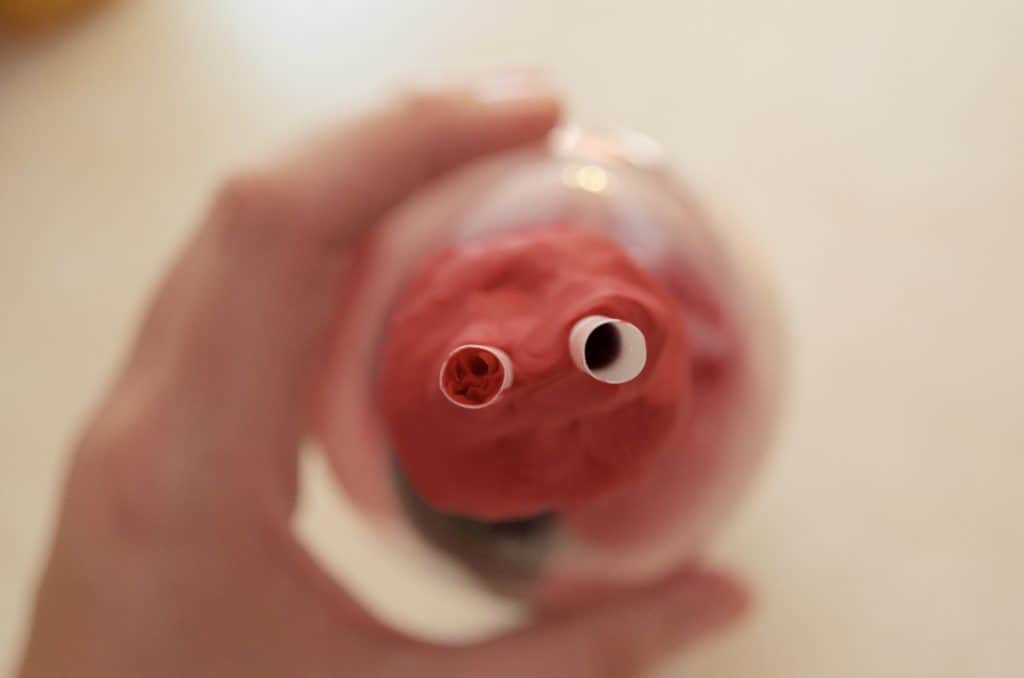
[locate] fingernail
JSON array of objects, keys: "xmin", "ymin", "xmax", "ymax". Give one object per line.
[{"xmin": 472, "ymin": 69, "xmax": 556, "ymax": 104}]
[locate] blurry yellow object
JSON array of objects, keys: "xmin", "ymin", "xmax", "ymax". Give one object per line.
[{"xmin": 0, "ymin": 0, "xmax": 106, "ymax": 32}]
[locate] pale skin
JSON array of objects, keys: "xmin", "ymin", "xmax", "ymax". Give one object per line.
[{"xmin": 15, "ymin": 77, "xmax": 748, "ymax": 678}]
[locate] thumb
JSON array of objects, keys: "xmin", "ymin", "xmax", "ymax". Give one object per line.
[{"xmin": 450, "ymin": 568, "xmax": 749, "ymax": 678}]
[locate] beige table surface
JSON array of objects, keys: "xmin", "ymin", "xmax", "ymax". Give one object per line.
[{"xmin": 2, "ymin": 1, "xmax": 1022, "ymax": 676}]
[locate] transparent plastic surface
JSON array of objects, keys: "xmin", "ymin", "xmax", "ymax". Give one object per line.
[{"xmin": 316, "ymin": 127, "xmax": 783, "ymax": 606}]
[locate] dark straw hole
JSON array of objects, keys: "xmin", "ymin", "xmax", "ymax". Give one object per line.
[{"xmin": 584, "ymin": 323, "xmax": 621, "ymax": 371}]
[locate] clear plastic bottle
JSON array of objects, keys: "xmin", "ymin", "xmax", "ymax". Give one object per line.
[{"xmin": 316, "ymin": 126, "xmax": 783, "ymax": 607}]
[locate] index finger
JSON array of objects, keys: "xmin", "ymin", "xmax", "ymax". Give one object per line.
[{"xmin": 267, "ymin": 75, "xmax": 561, "ymax": 248}]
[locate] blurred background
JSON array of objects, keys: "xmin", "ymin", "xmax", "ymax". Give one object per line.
[{"xmin": 2, "ymin": 1, "xmax": 1022, "ymax": 676}]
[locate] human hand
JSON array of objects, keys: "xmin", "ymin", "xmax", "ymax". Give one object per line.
[{"xmin": 16, "ymin": 76, "xmax": 747, "ymax": 678}]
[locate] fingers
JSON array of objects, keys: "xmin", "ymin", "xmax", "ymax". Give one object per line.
[
  {"xmin": 267, "ymin": 73, "xmax": 561, "ymax": 247},
  {"xmin": 82, "ymin": 76, "xmax": 562, "ymax": 522},
  {"xmin": 447, "ymin": 568, "xmax": 748, "ymax": 678}
]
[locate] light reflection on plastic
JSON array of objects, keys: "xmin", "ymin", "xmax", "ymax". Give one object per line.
[{"xmin": 561, "ymin": 164, "xmax": 610, "ymax": 193}]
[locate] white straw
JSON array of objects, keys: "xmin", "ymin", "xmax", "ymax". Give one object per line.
[
  {"xmin": 569, "ymin": 315, "xmax": 647, "ymax": 384},
  {"xmin": 439, "ymin": 344, "xmax": 514, "ymax": 409}
]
